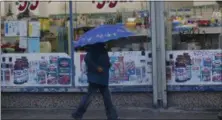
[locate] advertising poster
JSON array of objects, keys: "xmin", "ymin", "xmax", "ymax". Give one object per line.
[
  {"xmin": 75, "ymin": 51, "xmax": 152, "ymax": 86},
  {"xmin": 28, "ymin": 37, "xmax": 40, "ymax": 53},
  {"xmin": 1, "ymin": 53, "xmax": 72, "ymax": 87},
  {"xmin": 4, "ymin": 21, "xmax": 19, "ymax": 37},
  {"xmin": 18, "ymin": 21, "xmax": 28, "ymax": 37},
  {"xmin": 29, "ymin": 21, "xmax": 41, "ymax": 37},
  {"xmin": 4, "ymin": 21, "xmax": 28, "ymax": 37},
  {"xmin": 166, "ymin": 50, "xmax": 222, "ymax": 85},
  {"xmin": 19, "ymin": 37, "xmax": 28, "ymax": 49}
]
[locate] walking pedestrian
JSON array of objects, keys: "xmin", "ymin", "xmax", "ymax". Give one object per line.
[{"xmin": 72, "ymin": 43, "xmax": 118, "ymax": 120}]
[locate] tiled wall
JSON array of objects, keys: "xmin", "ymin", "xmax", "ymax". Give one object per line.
[
  {"xmin": 2, "ymin": 92, "xmax": 222, "ymax": 110},
  {"xmin": 2, "ymin": 93, "xmax": 153, "ymax": 109}
]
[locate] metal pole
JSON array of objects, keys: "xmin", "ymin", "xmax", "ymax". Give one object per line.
[
  {"xmin": 218, "ymin": 3, "xmax": 222, "ymax": 49},
  {"xmin": 69, "ymin": 1, "xmax": 75, "ymax": 86},
  {"xmin": 155, "ymin": 1, "xmax": 167, "ymax": 108},
  {"xmin": 151, "ymin": 1, "xmax": 167, "ymax": 108},
  {"xmin": 158, "ymin": 1, "xmax": 167, "ymax": 108},
  {"xmin": 0, "ymin": 1, "xmax": 2, "ymax": 54},
  {"xmin": 0, "ymin": 1, "xmax": 2, "ymax": 90},
  {"xmin": 150, "ymin": 1, "xmax": 158, "ymax": 108}
]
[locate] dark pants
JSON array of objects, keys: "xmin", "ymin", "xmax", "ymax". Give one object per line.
[
  {"xmin": 73, "ymin": 82, "xmax": 118, "ymax": 120},
  {"xmin": 218, "ymin": 111, "xmax": 222, "ymax": 120}
]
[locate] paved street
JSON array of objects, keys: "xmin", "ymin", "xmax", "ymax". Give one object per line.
[{"xmin": 2, "ymin": 108, "xmax": 219, "ymax": 120}]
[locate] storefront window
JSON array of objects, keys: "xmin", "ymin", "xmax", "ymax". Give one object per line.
[
  {"xmin": 164, "ymin": 2, "xmax": 222, "ymax": 90},
  {"xmin": 1, "ymin": 1, "xmax": 153, "ymax": 92},
  {"xmin": 1, "ymin": 1, "xmax": 72, "ymax": 87},
  {"xmin": 1, "ymin": 1, "xmax": 69, "ymax": 54},
  {"xmin": 73, "ymin": 1, "xmax": 153, "ymax": 88}
]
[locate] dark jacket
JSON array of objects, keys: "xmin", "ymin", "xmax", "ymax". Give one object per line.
[{"xmin": 84, "ymin": 43, "xmax": 111, "ymax": 86}]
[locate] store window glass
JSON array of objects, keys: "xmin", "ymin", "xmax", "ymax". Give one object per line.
[
  {"xmin": 73, "ymin": 1, "xmax": 153, "ymax": 88},
  {"xmin": 1, "ymin": 2, "xmax": 72, "ymax": 87},
  {"xmin": 1, "ymin": 1, "xmax": 69, "ymax": 54},
  {"xmin": 165, "ymin": 2, "xmax": 222, "ymax": 87}
]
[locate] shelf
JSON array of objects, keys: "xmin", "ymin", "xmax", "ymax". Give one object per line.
[
  {"xmin": 172, "ymin": 27, "xmax": 222, "ymax": 35},
  {"xmin": 198, "ymin": 27, "xmax": 222, "ymax": 34},
  {"xmin": 73, "ymin": 25, "xmax": 151, "ymax": 37},
  {"xmin": 131, "ymin": 33, "xmax": 150, "ymax": 37},
  {"xmin": 73, "ymin": 25, "xmax": 95, "ymax": 29}
]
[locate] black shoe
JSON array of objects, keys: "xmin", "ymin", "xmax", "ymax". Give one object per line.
[
  {"xmin": 72, "ymin": 113, "xmax": 82, "ymax": 120},
  {"xmin": 108, "ymin": 117, "xmax": 119, "ymax": 120},
  {"xmin": 218, "ymin": 112, "xmax": 222, "ymax": 120}
]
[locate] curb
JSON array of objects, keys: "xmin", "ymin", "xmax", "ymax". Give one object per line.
[{"xmin": 2, "ymin": 107, "xmax": 220, "ymax": 114}]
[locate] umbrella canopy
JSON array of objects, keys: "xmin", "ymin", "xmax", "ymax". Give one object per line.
[{"xmin": 74, "ymin": 24, "xmax": 134, "ymax": 47}]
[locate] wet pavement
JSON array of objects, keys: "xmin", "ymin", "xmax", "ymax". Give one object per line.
[{"xmin": 2, "ymin": 108, "xmax": 219, "ymax": 120}]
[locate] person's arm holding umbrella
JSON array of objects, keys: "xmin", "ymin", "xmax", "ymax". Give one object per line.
[{"xmin": 84, "ymin": 52, "xmax": 103, "ymax": 73}]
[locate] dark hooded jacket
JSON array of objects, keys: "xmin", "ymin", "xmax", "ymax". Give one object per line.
[{"xmin": 84, "ymin": 43, "xmax": 110, "ymax": 86}]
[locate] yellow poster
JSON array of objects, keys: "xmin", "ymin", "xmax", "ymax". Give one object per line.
[
  {"xmin": 29, "ymin": 24, "xmax": 32, "ymax": 35},
  {"xmin": 39, "ymin": 19, "xmax": 44, "ymax": 30},
  {"xmin": 28, "ymin": 22, "xmax": 40, "ymax": 37}
]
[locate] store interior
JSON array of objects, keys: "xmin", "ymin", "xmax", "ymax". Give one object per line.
[
  {"xmin": 0, "ymin": 2, "xmax": 222, "ymax": 54},
  {"xmin": 167, "ymin": 3, "xmax": 222, "ymax": 50}
]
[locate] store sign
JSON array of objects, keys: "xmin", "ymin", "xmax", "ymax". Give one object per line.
[
  {"xmin": 16, "ymin": 1, "xmax": 39, "ymax": 13},
  {"xmin": 92, "ymin": 0, "xmax": 133, "ymax": 9}
]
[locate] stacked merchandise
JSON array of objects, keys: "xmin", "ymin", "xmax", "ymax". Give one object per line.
[{"xmin": 171, "ymin": 6, "xmax": 222, "ymax": 33}]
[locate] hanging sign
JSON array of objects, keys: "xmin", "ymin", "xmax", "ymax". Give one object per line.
[{"xmin": 92, "ymin": 0, "xmax": 133, "ymax": 9}]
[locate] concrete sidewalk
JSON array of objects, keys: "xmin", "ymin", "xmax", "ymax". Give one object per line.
[{"xmin": 2, "ymin": 108, "xmax": 219, "ymax": 120}]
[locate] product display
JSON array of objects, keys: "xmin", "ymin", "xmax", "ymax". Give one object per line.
[
  {"xmin": 166, "ymin": 5, "xmax": 221, "ymax": 89},
  {"xmin": 58, "ymin": 58, "xmax": 72, "ymax": 85},
  {"xmin": 1, "ymin": 53, "xmax": 72, "ymax": 86},
  {"xmin": 1, "ymin": 12, "xmax": 60, "ymax": 54},
  {"xmin": 1, "ymin": 1, "xmax": 222, "ymax": 92},
  {"xmin": 168, "ymin": 5, "xmax": 222, "ymax": 51},
  {"xmin": 171, "ymin": 7, "xmax": 222, "ymax": 33},
  {"xmin": 75, "ymin": 51, "xmax": 152, "ymax": 86},
  {"xmin": 72, "ymin": 10, "xmax": 151, "ymax": 52},
  {"xmin": 166, "ymin": 50, "xmax": 222, "ymax": 85}
]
